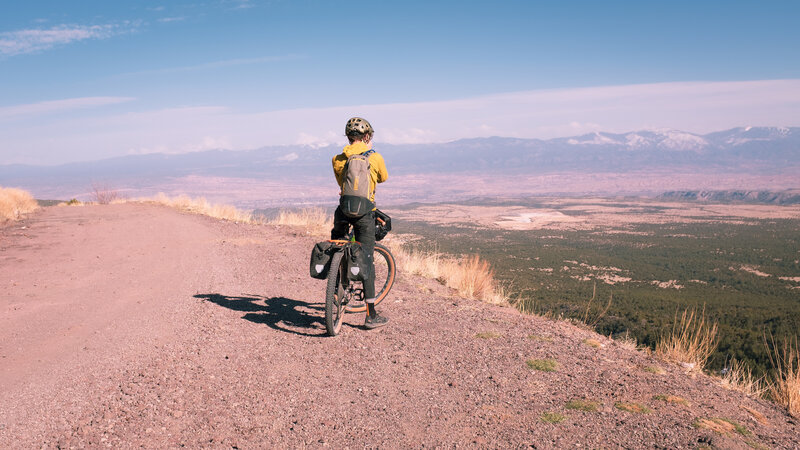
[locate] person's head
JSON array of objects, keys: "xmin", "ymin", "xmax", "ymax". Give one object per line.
[{"xmin": 345, "ymin": 117, "xmax": 374, "ymax": 144}]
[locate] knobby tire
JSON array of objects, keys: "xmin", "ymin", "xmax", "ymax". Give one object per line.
[
  {"xmin": 325, "ymin": 251, "xmax": 345, "ymax": 336},
  {"xmin": 345, "ymin": 243, "xmax": 396, "ymax": 313}
]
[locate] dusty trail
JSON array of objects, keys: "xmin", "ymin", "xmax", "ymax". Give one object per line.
[{"xmin": 0, "ymin": 204, "xmax": 797, "ymax": 448}]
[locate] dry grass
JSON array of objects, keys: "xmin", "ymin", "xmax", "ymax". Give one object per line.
[
  {"xmin": 386, "ymin": 241, "xmax": 509, "ymax": 304},
  {"xmin": 583, "ymin": 338, "xmax": 603, "ymax": 349},
  {"xmin": 656, "ymin": 306, "xmax": 719, "ymax": 372},
  {"xmin": 139, "ymin": 193, "xmax": 255, "ymax": 223},
  {"xmin": 475, "ymin": 331, "xmax": 500, "ymax": 339},
  {"xmin": 614, "ymin": 402, "xmax": 651, "ymax": 414},
  {"xmin": 0, "ymin": 187, "xmax": 38, "ymax": 221},
  {"xmin": 719, "ymin": 358, "xmax": 765, "ymax": 397},
  {"xmin": 540, "ymin": 412, "xmax": 566, "ymax": 423},
  {"xmin": 613, "ymin": 331, "xmax": 638, "ymax": 351},
  {"xmin": 581, "ymin": 282, "xmax": 613, "ymax": 327},
  {"xmin": 527, "ymin": 334, "xmax": 553, "ymax": 342},
  {"xmin": 653, "ymin": 394, "xmax": 690, "ymax": 406},
  {"xmin": 643, "ymin": 365, "xmax": 666, "ymax": 375},
  {"xmin": 512, "ymin": 296, "xmax": 536, "ymax": 315},
  {"xmin": 444, "ymin": 254, "xmax": 507, "ymax": 303},
  {"xmin": 90, "ymin": 182, "xmax": 121, "ymax": 204},
  {"xmin": 694, "ymin": 417, "xmax": 751, "ymax": 436},
  {"xmin": 268, "ymin": 207, "xmax": 331, "ymax": 236},
  {"xmin": 765, "ymin": 336, "xmax": 800, "ymax": 418},
  {"xmin": 526, "ymin": 358, "xmax": 558, "ymax": 372},
  {"xmin": 565, "ymin": 399, "xmax": 600, "ymax": 412}
]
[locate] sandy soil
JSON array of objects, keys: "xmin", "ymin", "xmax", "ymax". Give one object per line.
[{"xmin": 1, "ymin": 204, "xmax": 798, "ymax": 448}]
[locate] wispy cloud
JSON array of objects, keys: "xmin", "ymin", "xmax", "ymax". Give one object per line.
[
  {"xmin": 120, "ymin": 54, "xmax": 305, "ymax": 76},
  {"xmin": 157, "ymin": 16, "xmax": 186, "ymax": 23},
  {"xmin": 0, "ymin": 97, "xmax": 135, "ymax": 119},
  {"xmin": 3, "ymin": 80, "xmax": 799, "ymax": 165},
  {"xmin": 0, "ymin": 23, "xmax": 136, "ymax": 56},
  {"xmin": 227, "ymin": 0, "xmax": 256, "ymax": 10}
]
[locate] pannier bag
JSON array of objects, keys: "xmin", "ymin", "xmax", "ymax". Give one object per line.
[
  {"xmin": 309, "ymin": 241, "xmax": 337, "ymax": 279},
  {"xmin": 374, "ymin": 209, "xmax": 392, "ymax": 241},
  {"xmin": 339, "ymin": 150, "xmax": 375, "ymax": 218},
  {"xmin": 345, "ymin": 242, "xmax": 371, "ymax": 282}
]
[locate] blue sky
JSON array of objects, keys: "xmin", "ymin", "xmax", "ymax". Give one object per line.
[{"xmin": 1, "ymin": 0, "xmax": 799, "ymax": 165}]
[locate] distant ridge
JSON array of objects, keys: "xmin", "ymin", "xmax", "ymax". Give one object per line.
[
  {"xmin": 3, "ymin": 126, "xmax": 798, "ymax": 202},
  {"xmin": 3, "ymin": 126, "xmax": 798, "ymax": 177},
  {"xmin": 658, "ymin": 189, "xmax": 800, "ymax": 205}
]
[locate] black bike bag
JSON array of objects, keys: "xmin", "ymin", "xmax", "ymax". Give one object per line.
[
  {"xmin": 374, "ymin": 209, "xmax": 392, "ymax": 241},
  {"xmin": 309, "ymin": 241, "xmax": 337, "ymax": 279},
  {"xmin": 345, "ymin": 242, "xmax": 371, "ymax": 282}
]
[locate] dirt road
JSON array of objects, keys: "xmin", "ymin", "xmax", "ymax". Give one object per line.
[{"xmin": 1, "ymin": 204, "xmax": 797, "ymax": 448}]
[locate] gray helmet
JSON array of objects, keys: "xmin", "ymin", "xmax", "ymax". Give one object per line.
[{"xmin": 345, "ymin": 117, "xmax": 374, "ymax": 137}]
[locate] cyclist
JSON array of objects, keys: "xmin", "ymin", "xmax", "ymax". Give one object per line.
[{"xmin": 331, "ymin": 117, "xmax": 389, "ymax": 329}]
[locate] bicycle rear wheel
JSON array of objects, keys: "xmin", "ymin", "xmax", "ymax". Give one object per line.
[
  {"xmin": 325, "ymin": 251, "xmax": 345, "ymax": 336},
  {"xmin": 345, "ymin": 243, "xmax": 396, "ymax": 313}
]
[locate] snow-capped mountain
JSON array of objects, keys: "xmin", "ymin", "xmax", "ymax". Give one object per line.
[
  {"xmin": 2, "ymin": 127, "xmax": 798, "ymax": 190},
  {"xmin": 704, "ymin": 126, "xmax": 792, "ymax": 146},
  {"xmin": 559, "ymin": 129, "xmax": 709, "ymax": 151}
]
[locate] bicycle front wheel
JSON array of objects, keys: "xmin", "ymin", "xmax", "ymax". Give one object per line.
[
  {"xmin": 345, "ymin": 243, "xmax": 396, "ymax": 313},
  {"xmin": 325, "ymin": 251, "xmax": 345, "ymax": 336}
]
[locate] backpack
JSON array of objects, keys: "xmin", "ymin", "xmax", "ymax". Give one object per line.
[
  {"xmin": 339, "ymin": 149, "xmax": 375, "ymax": 218},
  {"xmin": 309, "ymin": 241, "xmax": 337, "ymax": 279}
]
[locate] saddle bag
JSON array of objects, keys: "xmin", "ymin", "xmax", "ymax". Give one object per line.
[
  {"xmin": 309, "ymin": 241, "xmax": 337, "ymax": 279},
  {"xmin": 345, "ymin": 242, "xmax": 371, "ymax": 282}
]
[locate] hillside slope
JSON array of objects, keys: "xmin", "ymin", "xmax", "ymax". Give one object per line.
[{"xmin": 0, "ymin": 204, "xmax": 797, "ymax": 448}]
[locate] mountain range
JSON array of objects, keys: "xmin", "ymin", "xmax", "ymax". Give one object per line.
[{"xmin": 2, "ymin": 127, "xmax": 798, "ymax": 202}]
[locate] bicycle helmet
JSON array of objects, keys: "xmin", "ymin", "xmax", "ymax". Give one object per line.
[{"xmin": 345, "ymin": 117, "xmax": 374, "ymax": 137}]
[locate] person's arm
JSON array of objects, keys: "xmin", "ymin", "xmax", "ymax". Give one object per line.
[
  {"xmin": 332, "ymin": 154, "xmax": 347, "ymax": 186},
  {"xmin": 373, "ymin": 153, "xmax": 388, "ymax": 183}
]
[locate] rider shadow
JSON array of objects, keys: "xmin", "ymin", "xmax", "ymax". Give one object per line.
[{"xmin": 194, "ymin": 293, "xmax": 327, "ymax": 337}]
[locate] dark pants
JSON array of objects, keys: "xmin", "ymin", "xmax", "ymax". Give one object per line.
[{"xmin": 331, "ymin": 207, "xmax": 376, "ymax": 299}]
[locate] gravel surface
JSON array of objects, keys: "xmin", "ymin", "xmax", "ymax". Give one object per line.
[{"xmin": 1, "ymin": 203, "xmax": 798, "ymax": 448}]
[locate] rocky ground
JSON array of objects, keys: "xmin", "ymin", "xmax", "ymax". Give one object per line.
[{"xmin": 0, "ymin": 203, "xmax": 797, "ymax": 448}]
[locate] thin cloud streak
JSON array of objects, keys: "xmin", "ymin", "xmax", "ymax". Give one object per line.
[
  {"xmin": 250, "ymin": 79, "xmax": 800, "ymax": 145},
  {"xmin": 157, "ymin": 17, "xmax": 186, "ymax": 23},
  {"xmin": 118, "ymin": 54, "xmax": 306, "ymax": 76},
  {"xmin": 0, "ymin": 23, "xmax": 135, "ymax": 56},
  {"xmin": 0, "ymin": 97, "xmax": 136, "ymax": 119},
  {"xmin": 2, "ymin": 79, "xmax": 799, "ymax": 165}
]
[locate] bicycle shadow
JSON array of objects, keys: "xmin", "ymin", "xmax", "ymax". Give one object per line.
[{"xmin": 194, "ymin": 293, "xmax": 328, "ymax": 337}]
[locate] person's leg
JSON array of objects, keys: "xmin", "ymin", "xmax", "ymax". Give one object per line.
[
  {"xmin": 353, "ymin": 210, "xmax": 376, "ymax": 300},
  {"xmin": 330, "ymin": 207, "xmax": 350, "ymax": 240},
  {"xmin": 353, "ymin": 211, "xmax": 387, "ymax": 328}
]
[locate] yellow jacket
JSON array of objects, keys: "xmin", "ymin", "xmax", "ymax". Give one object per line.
[{"xmin": 332, "ymin": 141, "xmax": 388, "ymax": 203}]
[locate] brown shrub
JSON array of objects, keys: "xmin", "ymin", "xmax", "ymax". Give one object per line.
[
  {"xmin": 656, "ymin": 306, "xmax": 718, "ymax": 372},
  {"xmin": 90, "ymin": 182, "xmax": 120, "ymax": 204},
  {"xmin": 765, "ymin": 335, "xmax": 800, "ymax": 418},
  {"xmin": 385, "ymin": 241, "xmax": 508, "ymax": 304},
  {"xmin": 0, "ymin": 187, "xmax": 38, "ymax": 221},
  {"xmin": 719, "ymin": 358, "xmax": 765, "ymax": 397}
]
